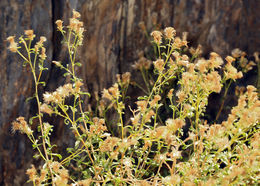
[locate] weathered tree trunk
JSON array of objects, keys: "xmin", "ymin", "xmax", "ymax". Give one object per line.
[{"xmin": 0, "ymin": 0, "xmax": 259, "ymax": 185}]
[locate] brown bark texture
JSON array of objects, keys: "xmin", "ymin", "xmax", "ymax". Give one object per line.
[{"xmin": 0, "ymin": 0, "xmax": 259, "ymax": 185}]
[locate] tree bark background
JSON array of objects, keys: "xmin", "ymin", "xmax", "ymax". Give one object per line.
[{"xmin": 0, "ymin": 0, "xmax": 259, "ymax": 185}]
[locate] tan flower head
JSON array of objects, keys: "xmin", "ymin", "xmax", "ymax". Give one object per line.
[
  {"xmin": 167, "ymin": 89, "xmax": 174, "ymax": 99},
  {"xmin": 78, "ymin": 179, "xmax": 92, "ymax": 186},
  {"xmin": 196, "ymin": 59, "xmax": 208, "ymax": 73},
  {"xmin": 7, "ymin": 36, "xmax": 18, "ymax": 52},
  {"xmin": 12, "ymin": 116, "xmax": 33, "ymax": 135},
  {"xmin": 122, "ymin": 72, "xmax": 131, "ymax": 84},
  {"xmin": 164, "ymin": 27, "xmax": 176, "ymax": 40},
  {"xmin": 232, "ymin": 48, "xmax": 243, "ymax": 58},
  {"xmin": 7, "ymin": 36, "xmax": 15, "ymax": 43},
  {"xmin": 153, "ymin": 59, "xmax": 165, "ymax": 72},
  {"xmin": 225, "ymin": 56, "xmax": 235, "ymax": 63},
  {"xmin": 151, "ymin": 30, "xmax": 162, "ymax": 45},
  {"xmin": 52, "ymin": 60, "xmax": 62, "ymax": 67},
  {"xmin": 43, "ymin": 92, "xmax": 54, "ymax": 104},
  {"xmin": 72, "ymin": 9, "xmax": 81, "ymax": 19},
  {"xmin": 39, "ymin": 36, "xmax": 47, "ymax": 43},
  {"xmin": 102, "ymin": 89, "xmax": 113, "ymax": 100},
  {"xmin": 136, "ymin": 100, "xmax": 148, "ymax": 112},
  {"xmin": 26, "ymin": 165, "xmax": 38, "ymax": 182},
  {"xmin": 150, "ymin": 95, "xmax": 161, "ymax": 107},
  {"xmin": 176, "ymin": 90, "xmax": 186, "ymax": 103},
  {"xmin": 24, "ymin": 30, "xmax": 35, "ymax": 40},
  {"xmin": 55, "ymin": 20, "xmax": 63, "ymax": 31},
  {"xmin": 39, "ymin": 47, "xmax": 47, "ymax": 60},
  {"xmin": 132, "ymin": 56, "xmax": 152, "ymax": 70},
  {"xmin": 189, "ymin": 44, "xmax": 203, "ymax": 57},
  {"xmin": 210, "ymin": 54, "xmax": 223, "ymax": 69},
  {"xmin": 40, "ymin": 104, "xmax": 53, "ymax": 115},
  {"xmin": 75, "ymin": 80, "xmax": 83, "ymax": 93},
  {"xmin": 108, "ymin": 83, "xmax": 119, "ymax": 98},
  {"xmin": 50, "ymin": 161, "xmax": 62, "ymax": 173}
]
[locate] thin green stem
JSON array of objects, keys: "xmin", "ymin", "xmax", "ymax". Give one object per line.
[{"xmin": 215, "ymin": 80, "xmax": 232, "ymax": 121}]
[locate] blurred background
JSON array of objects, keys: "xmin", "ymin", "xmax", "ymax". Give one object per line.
[{"xmin": 0, "ymin": 0, "xmax": 259, "ymax": 185}]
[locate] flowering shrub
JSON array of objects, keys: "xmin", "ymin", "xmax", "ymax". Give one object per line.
[{"xmin": 7, "ymin": 10, "xmax": 259, "ymax": 185}]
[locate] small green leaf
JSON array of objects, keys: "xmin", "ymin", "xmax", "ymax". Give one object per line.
[{"xmin": 75, "ymin": 62, "xmax": 82, "ymax": 67}]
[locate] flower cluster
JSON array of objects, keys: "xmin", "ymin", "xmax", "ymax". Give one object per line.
[
  {"xmin": 43, "ymin": 83, "xmax": 73, "ymax": 104},
  {"xmin": 56, "ymin": 9, "xmax": 85, "ymax": 45},
  {"xmin": 6, "ymin": 36, "xmax": 18, "ymax": 52},
  {"xmin": 12, "ymin": 116, "xmax": 33, "ymax": 135}
]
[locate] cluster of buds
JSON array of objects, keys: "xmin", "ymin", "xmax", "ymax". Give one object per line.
[
  {"xmin": 164, "ymin": 27, "xmax": 176, "ymax": 40},
  {"xmin": 132, "ymin": 56, "xmax": 152, "ymax": 70},
  {"xmin": 100, "ymin": 136, "xmax": 120, "ymax": 152},
  {"xmin": 89, "ymin": 117, "xmax": 107, "ymax": 135},
  {"xmin": 43, "ymin": 83, "xmax": 73, "ymax": 104},
  {"xmin": 151, "ymin": 30, "xmax": 162, "ymax": 45},
  {"xmin": 153, "ymin": 59, "xmax": 165, "ymax": 72},
  {"xmin": 224, "ymin": 56, "xmax": 243, "ymax": 80},
  {"xmin": 116, "ymin": 72, "xmax": 131, "ymax": 86},
  {"xmin": 7, "ymin": 30, "xmax": 47, "ymax": 61},
  {"xmin": 35, "ymin": 36, "xmax": 47, "ymax": 54},
  {"xmin": 102, "ymin": 83, "xmax": 120, "ymax": 101},
  {"xmin": 24, "ymin": 30, "xmax": 36, "ymax": 40},
  {"xmin": 12, "ymin": 116, "xmax": 33, "ymax": 135},
  {"xmin": 26, "ymin": 165, "xmax": 48, "ymax": 184},
  {"xmin": 55, "ymin": 9, "xmax": 84, "ymax": 44},
  {"xmin": 189, "ymin": 44, "xmax": 203, "ymax": 57},
  {"xmin": 6, "ymin": 36, "xmax": 18, "ymax": 52},
  {"xmin": 222, "ymin": 85, "xmax": 259, "ymax": 129},
  {"xmin": 50, "ymin": 161, "xmax": 69, "ymax": 185}
]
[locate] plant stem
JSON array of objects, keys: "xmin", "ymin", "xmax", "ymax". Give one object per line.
[{"xmin": 215, "ymin": 80, "xmax": 232, "ymax": 121}]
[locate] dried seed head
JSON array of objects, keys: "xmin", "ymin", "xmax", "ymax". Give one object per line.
[
  {"xmin": 39, "ymin": 47, "xmax": 47, "ymax": 60},
  {"xmin": 55, "ymin": 20, "xmax": 63, "ymax": 31},
  {"xmin": 131, "ymin": 113, "xmax": 141, "ymax": 126},
  {"xmin": 176, "ymin": 90, "xmax": 186, "ymax": 103},
  {"xmin": 43, "ymin": 92, "xmax": 53, "ymax": 104},
  {"xmin": 7, "ymin": 36, "xmax": 18, "ymax": 52},
  {"xmin": 150, "ymin": 95, "xmax": 161, "ymax": 107},
  {"xmin": 108, "ymin": 83, "xmax": 119, "ymax": 98},
  {"xmin": 24, "ymin": 30, "xmax": 35, "ymax": 40},
  {"xmin": 39, "ymin": 36, "xmax": 47, "ymax": 43},
  {"xmin": 132, "ymin": 56, "xmax": 152, "ymax": 70},
  {"xmin": 75, "ymin": 80, "xmax": 83, "ymax": 93},
  {"xmin": 153, "ymin": 59, "xmax": 165, "ymax": 72},
  {"xmin": 102, "ymin": 88, "xmax": 113, "ymax": 100},
  {"xmin": 122, "ymin": 72, "xmax": 131, "ymax": 84},
  {"xmin": 144, "ymin": 109, "xmax": 155, "ymax": 123},
  {"xmin": 231, "ymin": 48, "xmax": 243, "ymax": 58},
  {"xmin": 72, "ymin": 9, "xmax": 81, "ymax": 19},
  {"xmin": 167, "ymin": 89, "xmax": 174, "ymax": 99},
  {"xmin": 224, "ymin": 62, "xmax": 243, "ymax": 80},
  {"xmin": 136, "ymin": 100, "xmax": 148, "ymax": 112},
  {"xmin": 151, "ymin": 30, "xmax": 162, "ymax": 45},
  {"xmin": 26, "ymin": 165, "xmax": 37, "ymax": 182},
  {"xmin": 40, "ymin": 104, "xmax": 53, "ymax": 115},
  {"xmin": 50, "ymin": 161, "xmax": 62, "ymax": 173},
  {"xmin": 78, "ymin": 178, "xmax": 92, "ymax": 186},
  {"xmin": 225, "ymin": 56, "xmax": 235, "ymax": 63},
  {"xmin": 12, "ymin": 117, "xmax": 33, "ymax": 135},
  {"xmin": 39, "ymin": 168, "xmax": 48, "ymax": 183},
  {"xmin": 164, "ymin": 27, "xmax": 176, "ymax": 40}
]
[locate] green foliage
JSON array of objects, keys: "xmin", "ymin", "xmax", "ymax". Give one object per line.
[{"xmin": 7, "ymin": 10, "xmax": 259, "ymax": 186}]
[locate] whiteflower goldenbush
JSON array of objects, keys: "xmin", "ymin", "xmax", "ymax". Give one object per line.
[{"xmin": 7, "ymin": 10, "xmax": 259, "ymax": 186}]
